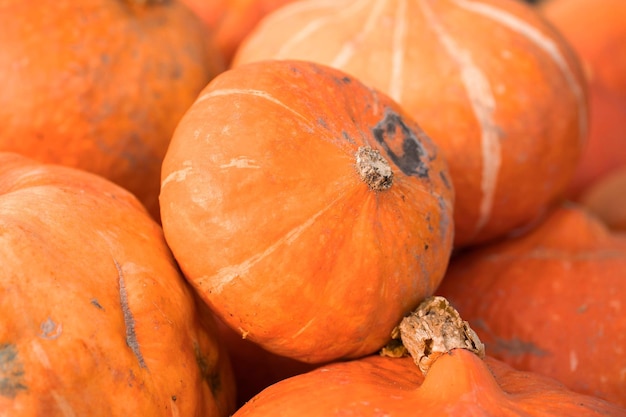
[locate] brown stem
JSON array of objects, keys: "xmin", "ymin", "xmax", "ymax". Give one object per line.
[
  {"xmin": 381, "ymin": 296, "xmax": 485, "ymax": 375},
  {"xmin": 355, "ymin": 146, "xmax": 393, "ymax": 191}
]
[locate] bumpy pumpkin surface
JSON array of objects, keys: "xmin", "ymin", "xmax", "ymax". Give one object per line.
[
  {"xmin": 160, "ymin": 59, "xmax": 454, "ymax": 363},
  {"xmin": 233, "ymin": 0, "xmax": 587, "ymax": 247},
  {"xmin": 0, "ymin": 0, "xmax": 225, "ymax": 220},
  {"xmin": 0, "ymin": 153, "xmax": 236, "ymax": 416},
  {"xmin": 437, "ymin": 203, "xmax": 626, "ymax": 407},
  {"xmin": 233, "ymin": 297, "xmax": 626, "ymax": 417},
  {"xmin": 539, "ymin": 0, "xmax": 626, "ymax": 196}
]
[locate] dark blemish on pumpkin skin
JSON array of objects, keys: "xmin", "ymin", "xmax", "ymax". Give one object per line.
[
  {"xmin": 437, "ymin": 196, "xmax": 452, "ymax": 239},
  {"xmin": 169, "ymin": 62, "xmax": 183, "ymax": 80},
  {"xmin": 39, "ymin": 317, "xmax": 63, "ymax": 340},
  {"xmin": 372, "ymin": 110, "xmax": 429, "ymax": 178},
  {"xmin": 342, "ymin": 131, "xmax": 356, "ymax": 144},
  {"xmin": 91, "ymin": 298, "xmax": 105, "ymax": 310},
  {"xmin": 0, "ymin": 343, "xmax": 28, "ymax": 398},
  {"xmin": 115, "ymin": 259, "xmax": 148, "ymax": 371},
  {"xmin": 472, "ymin": 319, "xmax": 548, "ymax": 357},
  {"xmin": 329, "ymin": 75, "xmax": 353, "ymax": 87},
  {"xmin": 425, "ymin": 213, "xmax": 434, "ymax": 233},
  {"xmin": 439, "ymin": 171, "xmax": 452, "ymax": 190},
  {"xmin": 194, "ymin": 342, "xmax": 221, "ymax": 396}
]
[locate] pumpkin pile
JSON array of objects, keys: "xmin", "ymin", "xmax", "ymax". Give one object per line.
[{"xmin": 1, "ymin": 0, "xmax": 625, "ymax": 415}]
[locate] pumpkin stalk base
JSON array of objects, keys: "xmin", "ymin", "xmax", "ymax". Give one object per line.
[
  {"xmin": 355, "ymin": 146, "xmax": 393, "ymax": 191},
  {"xmin": 383, "ymin": 296, "xmax": 485, "ymax": 375}
]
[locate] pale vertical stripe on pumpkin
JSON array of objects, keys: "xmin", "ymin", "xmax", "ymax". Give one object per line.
[
  {"xmin": 388, "ymin": 0, "xmax": 408, "ymax": 103},
  {"xmin": 30, "ymin": 339, "xmax": 52, "ymax": 369},
  {"xmin": 452, "ymin": 0, "xmax": 588, "ymax": 143},
  {"xmin": 420, "ymin": 0, "xmax": 501, "ymax": 236},
  {"xmin": 170, "ymin": 396, "xmax": 181, "ymax": 417},
  {"xmin": 51, "ymin": 391, "xmax": 77, "ymax": 417},
  {"xmin": 570, "ymin": 349, "xmax": 579, "ymax": 372},
  {"xmin": 161, "ymin": 161, "xmax": 193, "ymax": 189},
  {"xmin": 292, "ymin": 317, "xmax": 317, "ymax": 339},
  {"xmin": 196, "ymin": 89, "xmax": 313, "ymax": 127},
  {"xmin": 273, "ymin": 0, "xmax": 371, "ymax": 59},
  {"xmin": 330, "ymin": 0, "xmax": 388, "ymax": 68},
  {"xmin": 219, "ymin": 157, "xmax": 261, "ymax": 169},
  {"xmin": 260, "ymin": 0, "xmax": 341, "ymax": 23},
  {"xmin": 199, "ymin": 194, "xmax": 346, "ymax": 294}
]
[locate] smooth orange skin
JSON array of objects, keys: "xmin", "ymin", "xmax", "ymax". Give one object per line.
[
  {"xmin": 178, "ymin": 0, "xmax": 296, "ymax": 65},
  {"xmin": 0, "ymin": 0, "xmax": 225, "ymax": 221},
  {"xmin": 232, "ymin": 0, "xmax": 587, "ymax": 248},
  {"xmin": 437, "ymin": 203, "xmax": 626, "ymax": 407},
  {"xmin": 0, "ymin": 153, "xmax": 236, "ymax": 416},
  {"xmin": 160, "ymin": 60, "xmax": 455, "ymax": 364},
  {"xmin": 577, "ymin": 166, "xmax": 626, "ymax": 232},
  {"xmin": 234, "ymin": 349, "xmax": 626, "ymax": 416},
  {"xmin": 539, "ymin": 0, "xmax": 626, "ymax": 196}
]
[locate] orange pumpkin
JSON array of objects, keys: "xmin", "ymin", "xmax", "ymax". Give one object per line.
[
  {"xmin": 577, "ymin": 166, "xmax": 626, "ymax": 232},
  {"xmin": 232, "ymin": 0, "xmax": 588, "ymax": 247},
  {"xmin": 233, "ymin": 297, "xmax": 626, "ymax": 416},
  {"xmin": 214, "ymin": 317, "xmax": 318, "ymax": 407},
  {"xmin": 0, "ymin": 152, "xmax": 236, "ymax": 416},
  {"xmin": 178, "ymin": 0, "xmax": 297, "ymax": 64},
  {"xmin": 160, "ymin": 59, "xmax": 455, "ymax": 364},
  {"xmin": 539, "ymin": 0, "xmax": 626, "ymax": 196},
  {"xmin": 0, "ymin": 0, "xmax": 225, "ymax": 220},
  {"xmin": 437, "ymin": 203, "xmax": 626, "ymax": 407}
]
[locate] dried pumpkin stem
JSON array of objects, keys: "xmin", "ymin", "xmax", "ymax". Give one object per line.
[
  {"xmin": 382, "ymin": 296, "xmax": 485, "ymax": 375},
  {"xmin": 356, "ymin": 146, "xmax": 393, "ymax": 191}
]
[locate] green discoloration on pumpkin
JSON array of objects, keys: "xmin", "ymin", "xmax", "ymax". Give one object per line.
[
  {"xmin": 194, "ymin": 342, "xmax": 222, "ymax": 397},
  {"xmin": 0, "ymin": 343, "xmax": 28, "ymax": 398}
]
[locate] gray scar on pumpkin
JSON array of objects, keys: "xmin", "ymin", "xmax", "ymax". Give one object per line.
[{"xmin": 114, "ymin": 259, "xmax": 148, "ymax": 370}]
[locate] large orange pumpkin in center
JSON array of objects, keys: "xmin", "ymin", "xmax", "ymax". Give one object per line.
[{"xmin": 160, "ymin": 59, "xmax": 455, "ymax": 364}]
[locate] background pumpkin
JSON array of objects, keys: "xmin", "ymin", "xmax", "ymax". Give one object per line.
[
  {"xmin": 214, "ymin": 317, "xmax": 318, "ymax": 407},
  {"xmin": 178, "ymin": 0, "xmax": 298, "ymax": 65},
  {"xmin": 576, "ymin": 166, "xmax": 626, "ymax": 232},
  {"xmin": 159, "ymin": 59, "xmax": 455, "ymax": 364},
  {"xmin": 0, "ymin": 152, "xmax": 236, "ymax": 416},
  {"xmin": 232, "ymin": 0, "xmax": 588, "ymax": 248},
  {"xmin": 538, "ymin": 0, "xmax": 626, "ymax": 196},
  {"xmin": 437, "ymin": 202, "xmax": 626, "ymax": 407},
  {"xmin": 0, "ymin": 0, "xmax": 225, "ymax": 221},
  {"xmin": 233, "ymin": 297, "xmax": 626, "ymax": 417}
]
